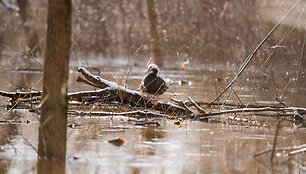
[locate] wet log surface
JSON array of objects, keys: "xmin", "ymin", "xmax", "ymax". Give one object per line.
[{"xmin": 76, "ymin": 67, "xmax": 187, "ymax": 115}]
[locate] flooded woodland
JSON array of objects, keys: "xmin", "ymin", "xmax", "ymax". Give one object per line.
[{"xmin": 0, "ymin": 0, "xmax": 305, "ymax": 174}]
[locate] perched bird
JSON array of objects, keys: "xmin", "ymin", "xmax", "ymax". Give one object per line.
[{"xmin": 140, "ymin": 64, "xmax": 168, "ymax": 104}]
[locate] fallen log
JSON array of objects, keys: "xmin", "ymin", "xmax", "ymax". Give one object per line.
[
  {"xmin": 1, "ymin": 67, "xmax": 305, "ymax": 122},
  {"xmin": 76, "ymin": 67, "xmax": 187, "ymax": 115},
  {"xmin": 0, "ymin": 68, "xmax": 187, "ymax": 115}
]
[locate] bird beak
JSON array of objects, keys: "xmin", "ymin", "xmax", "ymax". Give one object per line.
[{"xmin": 145, "ymin": 68, "xmax": 150, "ymax": 73}]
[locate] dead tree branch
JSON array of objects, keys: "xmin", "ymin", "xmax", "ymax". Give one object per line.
[
  {"xmin": 188, "ymin": 97, "xmax": 205, "ymax": 113},
  {"xmin": 191, "ymin": 101, "xmax": 286, "ymax": 109},
  {"xmin": 288, "ymin": 147, "xmax": 306, "ymax": 156},
  {"xmin": 171, "ymin": 98, "xmax": 194, "ymax": 114}
]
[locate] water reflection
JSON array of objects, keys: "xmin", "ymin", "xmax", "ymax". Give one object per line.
[
  {"xmin": 0, "ymin": 123, "xmax": 18, "ymax": 174},
  {"xmin": 37, "ymin": 159, "xmax": 65, "ymax": 174},
  {"xmin": 0, "ymin": 112, "xmax": 305, "ymax": 173},
  {"xmin": 0, "ymin": 65, "xmax": 305, "ymax": 173}
]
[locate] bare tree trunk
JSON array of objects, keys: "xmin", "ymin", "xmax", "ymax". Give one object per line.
[
  {"xmin": 147, "ymin": 0, "xmax": 163, "ymax": 67},
  {"xmin": 37, "ymin": 0, "xmax": 71, "ymax": 172}
]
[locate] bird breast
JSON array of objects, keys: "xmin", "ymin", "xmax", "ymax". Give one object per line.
[{"xmin": 142, "ymin": 73, "xmax": 167, "ymax": 95}]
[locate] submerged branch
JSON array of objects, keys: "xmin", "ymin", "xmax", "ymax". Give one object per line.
[
  {"xmin": 253, "ymin": 144, "xmax": 306, "ymax": 158},
  {"xmin": 271, "ymin": 117, "xmax": 281, "ymax": 161}
]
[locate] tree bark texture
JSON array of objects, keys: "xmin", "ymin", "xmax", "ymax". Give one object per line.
[{"xmin": 38, "ymin": 0, "xmax": 71, "ymax": 165}]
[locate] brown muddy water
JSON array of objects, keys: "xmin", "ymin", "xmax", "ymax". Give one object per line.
[{"xmin": 0, "ymin": 59, "xmax": 305, "ymax": 174}]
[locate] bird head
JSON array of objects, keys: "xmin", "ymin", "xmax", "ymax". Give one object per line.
[{"xmin": 146, "ymin": 64, "xmax": 160, "ymax": 75}]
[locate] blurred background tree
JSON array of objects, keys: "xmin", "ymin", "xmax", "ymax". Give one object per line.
[
  {"xmin": 16, "ymin": 0, "xmax": 40, "ymax": 57},
  {"xmin": 147, "ymin": 0, "xmax": 162, "ymax": 67},
  {"xmin": 0, "ymin": 0, "xmax": 305, "ymax": 69}
]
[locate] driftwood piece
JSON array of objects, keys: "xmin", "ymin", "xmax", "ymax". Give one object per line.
[
  {"xmin": 68, "ymin": 110, "xmax": 171, "ymax": 119},
  {"xmin": 198, "ymin": 107, "xmax": 306, "ymax": 118},
  {"xmin": 0, "ymin": 88, "xmax": 110, "ymax": 101},
  {"xmin": 77, "ymin": 67, "xmax": 187, "ymax": 115},
  {"xmin": 0, "ymin": 90, "xmax": 41, "ymax": 99}
]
